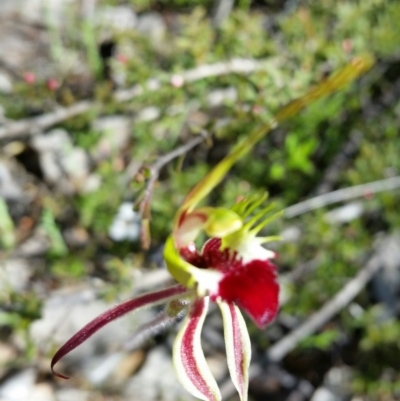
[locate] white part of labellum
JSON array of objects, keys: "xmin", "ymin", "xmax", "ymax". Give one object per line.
[
  {"xmin": 173, "ymin": 297, "xmax": 221, "ymax": 401},
  {"xmin": 218, "ymin": 301, "xmax": 251, "ymax": 401}
]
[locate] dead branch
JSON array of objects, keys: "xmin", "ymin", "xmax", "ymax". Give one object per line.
[
  {"xmin": 0, "ymin": 101, "xmax": 93, "ymax": 140},
  {"xmin": 285, "ymin": 175, "xmax": 400, "ymax": 218},
  {"xmin": 0, "ymin": 58, "xmax": 273, "ymax": 141},
  {"xmin": 114, "ymin": 57, "xmax": 272, "ymax": 102},
  {"xmin": 139, "ymin": 131, "xmax": 209, "ymax": 248},
  {"xmin": 266, "ymin": 235, "xmax": 399, "ymax": 362}
]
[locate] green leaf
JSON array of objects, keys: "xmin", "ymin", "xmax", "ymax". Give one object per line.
[
  {"xmin": 40, "ymin": 208, "xmax": 68, "ymax": 257},
  {"xmin": 0, "ymin": 198, "xmax": 15, "ymax": 249}
]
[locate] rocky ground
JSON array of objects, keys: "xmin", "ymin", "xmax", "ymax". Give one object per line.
[{"xmin": 1, "ymin": 1, "xmax": 400, "ymax": 401}]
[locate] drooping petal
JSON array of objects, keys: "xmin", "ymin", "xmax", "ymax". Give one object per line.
[
  {"xmin": 51, "ymin": 284, "xmax": 189, "ymax": 379},
  {"xmin": 218, "ymin": 301, "xmax": 251, "ymax": 401},
  {"xmin": 173, "ymin": 297, "xmax": 221, "ymax": 401},
  {"xmin": 216, "ymin": 258, "xmax": 279, "ymax": 329}
]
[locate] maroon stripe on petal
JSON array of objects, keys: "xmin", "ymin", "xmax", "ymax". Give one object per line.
[
  {"xmin": 180, "ymin": 298, "xmax": 215, "ymax": 401},
  {"xmin": 51, "ymin": 284, "xmax": 188, "ymax": 379},
  {"xmin": 219, "ymin": 301, "xmax": 251, "ymax": 401},
  {"xmin": 230, "ymin": 303, "xmax": 245, "ymax": 395}
]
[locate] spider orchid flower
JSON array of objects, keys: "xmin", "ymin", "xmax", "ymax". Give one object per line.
[
  {"xmin": 163, "ymin": 193, "xmax": 281, "ymax": 401},
  {"xmin": 51, "ymin": 194, "xmax": 281, "ymax": 401},
  {"xmin": 51, "ymin": 54, "xmax": 374, "ymax": 401}
]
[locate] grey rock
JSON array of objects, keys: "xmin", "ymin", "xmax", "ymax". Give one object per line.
[
  {"xmin": 0, "ymin": 258, "xmax": 31, "ymax": 292},
  {"xmin": 311, "ymin": 387, "xmax": 340, "ymax": 401},
  {"xmin": 324, "ymin": 202, "xmax": 364, "ymax": 224},
  {"xmin": 207, "ymin": 87, "xmax": 237, "ymax": 107},
  {"xmin": 61, "ymin": 147, "xmax": 90, "ymax": 179},
  {"xmin": 30, "ymin": 383, "xmax": 56, "ymax": 401},
  {"xmin": 250, "ymin": 365, "xmax": 310, "ymax": 400},
  {"xmin": 38, "ymin": 151, "xmax": 64, "ymax": 183},
  {"xmin": 287, "ymin": 379, "xmax": 315, "ymax": 401},
  {"xmin": 95, "ymin": 6, "xmax": 137, "ymax": 32},
  {"xmin": 311, "ymin": 366, "xmax": 354, "ymax": 401},
  {"xmin": 0, "ymin": 369, "xmax": 36, "ymax": 401},
  {"xmin": 0, "ymin": 105, "xmax": 6, "ymax": 124},
  {"xmin": 31, "ymin": 129, "xmax": 72, "ymax": 153},
  {"xmin": 325, "ymin": 366, "xmax": 353, "ymax": 390},
  {"xmin": 32, "ymin": 129, "xmax": 97, "ymax": 193},
  {"xmin": 136, "ymin": 12, "xmax": 166, "ymax": 44},
  {"xmin": 14, "ymin": 228, "xmax": 50, "ymax": 257},
  {"xmin": 281, "ymin": 225, "xmax": 302, "ymax": 242},
  {"xmin": 56, "ymin": 388, "xmax": 90, "ymax": 401},
  {"xmin": 0, "ymin": 71, "xmax": 13, "ymax": 94},
  {"xmin": 30, "ymin": 290, "xmax": 112, "ymax": 359},
  {"xmin": 6, "ymin": 0, "xmax": 80, "ymax": 27},
  {"xmin": 124, "ymin": 346, "xmax": 194, "ymax": 401},
  {"xmin": 370, "ymin": 233, "xmax": 400, "ymax": 316},
  {"xmin": 0, "ymin": 343, "xmax": 16, "ymax": 378},
  {"xmin": 212, "ymin": 0, "xmax": 234, "ymax": 28},
  {"xmin": 136, "ymin": 106, "xmax": 161, "ymax": 122},
  {"xmin": 0, "ymin": 0, "xmax": 21, "ymax": 16},
  {"xmin": 92, "ymin": 116, "xmax": 131, "ymax": 161},
  {"xmin": 82, "ymin": 352, "xmax": 125, "ymax": 386},
  {"xmin": 31, "ymin": 129, "xmax": 72, "ymax": 184},
  {"xmin": 0, "ymin": 18, "xmax": 50, "ymax": 74},
  {"xmin": 0, "ymin": 160, "xmax": 24, "ymax": 200},
  {"xmin": 81, "ymin": 173, "xmax": 102, "ymax": 193}
]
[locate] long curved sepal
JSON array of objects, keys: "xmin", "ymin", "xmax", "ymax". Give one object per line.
[
  {"xmin": 175, "ymin": 55, "xmax": 374, "ymax": 222},
  {"xmin": 173, "ymin": 297, "xmax": 221, "ymax": 401},
  {"xmin": 167, "ymin": 55, "xmax": 374, "ymax": 293},
  {"xmin": 51, "ymin": 284, "xmax": 189, "ymax": 379},
  {"xmin": 218, "ymin": 301, "xmax": 251, "ymax": 401}
]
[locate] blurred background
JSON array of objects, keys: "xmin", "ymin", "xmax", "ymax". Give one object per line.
[{"xmin": 0, "ymin": 1, "xmax": 400, "ymax": 400}]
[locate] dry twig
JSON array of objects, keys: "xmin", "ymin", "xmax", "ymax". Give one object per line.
[
  {"xmin": 0, "ymin": 58, "xmax": 273, "ymax": 141},
  {"xmin": 0, "ymin": 101, "xmax": 94, "ymax": 140},
  {"xmin": 266, "ymin": 234, "xmax": 400, "ymax": 362},
  {"xmin": 266, "ymin": 250, "xmax": 383, "ymax": 362},
  {"xmin": 139, "ymin": 131, "xmax": 209, "ymax": 248},
  {"xmin": 285, "ymin": 175, "xmax": 400, "ymax": 218},
  {"xmin": 114, "ymin": 58, "xmax": 272, "ymax": 102}
]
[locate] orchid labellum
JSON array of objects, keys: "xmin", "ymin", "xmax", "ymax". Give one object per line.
[
  {"xmin": 163, "ymin": 194, "xmax": 281, "ymax": 401},
  {"xmin": 51, "ymin": 194, "xmax": 280, "ymax": 401},
  {"xmin": 51, "ymin": 55, "xmax": 374, "ymax": 401}
]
